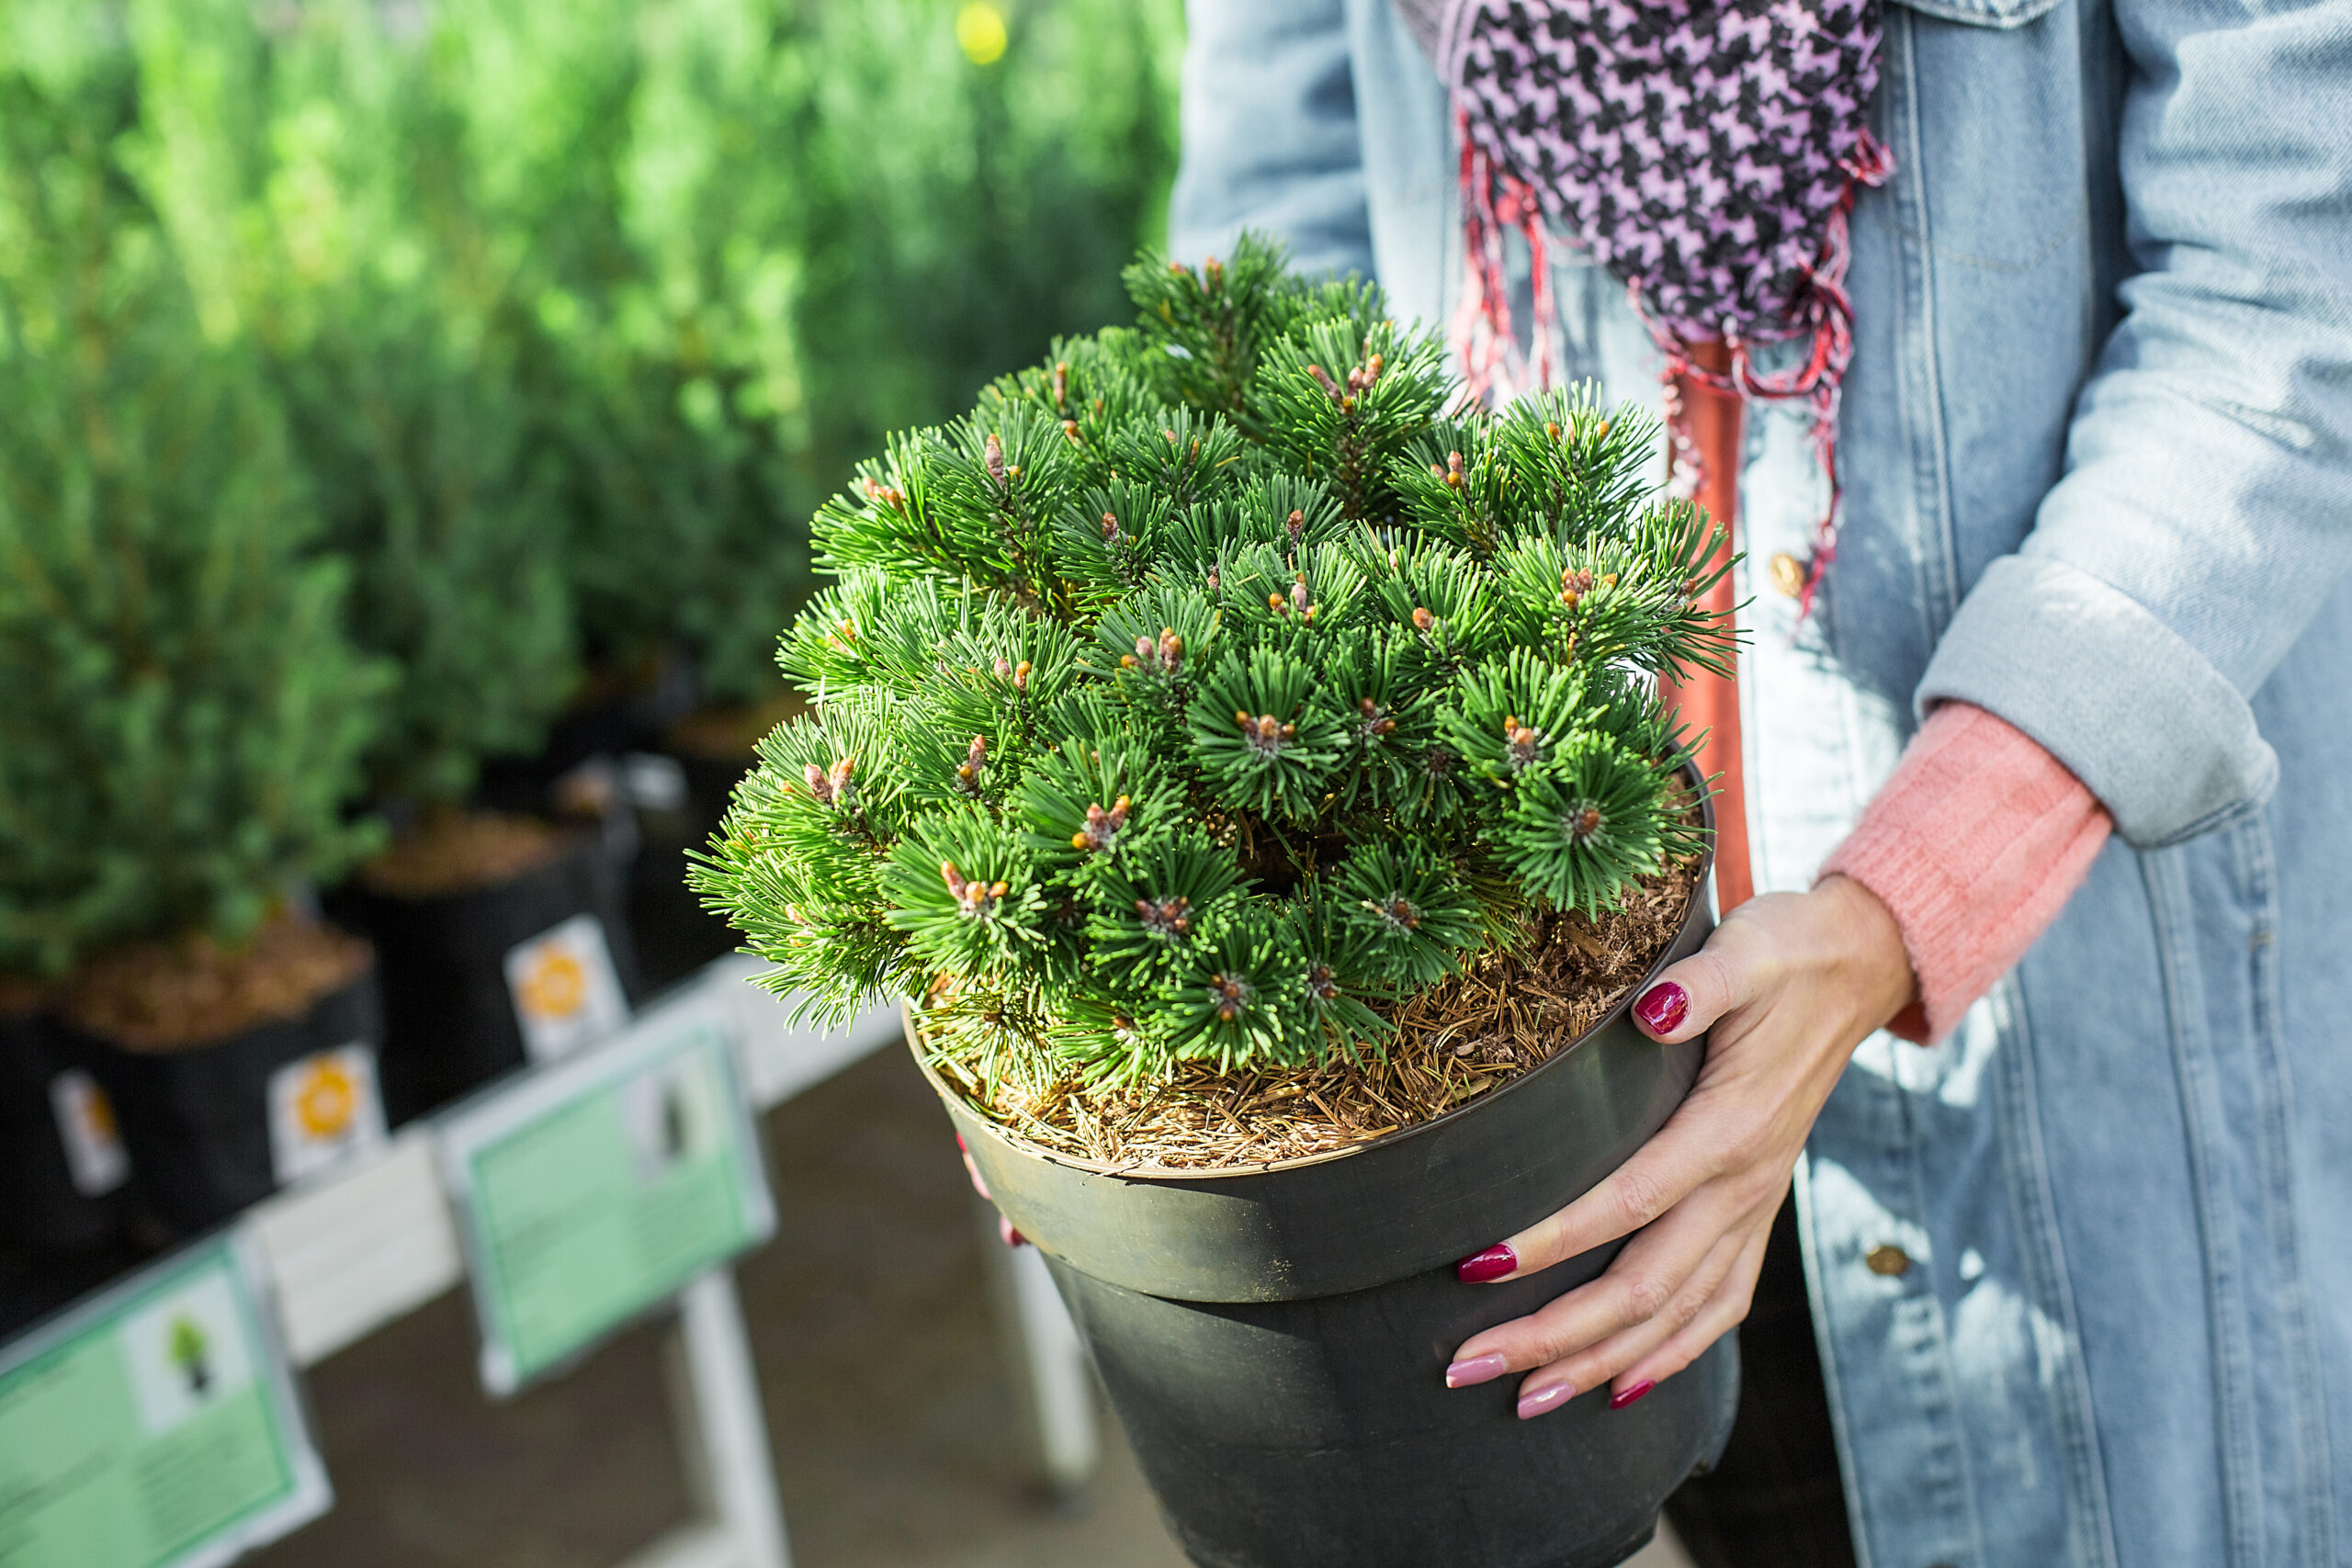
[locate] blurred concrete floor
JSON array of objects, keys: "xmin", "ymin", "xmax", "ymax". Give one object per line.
[{"xmin": 249, "ymin": 1042, "xmax": 1691, "ymax": 1568}]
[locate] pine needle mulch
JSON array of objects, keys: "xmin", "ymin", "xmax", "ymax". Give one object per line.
[{"xmin": 940, "ymin": 858, "xmax": 1698, "ymax": 1173}]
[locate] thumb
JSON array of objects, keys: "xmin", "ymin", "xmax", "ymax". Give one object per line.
[{"xmin": 1629, "ymin": 928, "xmax": 1756, "ymax": 1043}]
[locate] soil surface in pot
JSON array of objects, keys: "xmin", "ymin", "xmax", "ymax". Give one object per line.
[
  {"xmin": 938, "ymin": 856, "xmax": 1699, "ymax": 1170},
  {"xmin": 60, "ymin": 913, "xmax": 371, "ymax": 1053},
  {"xmin": 359, "ymin": 810, "xmax": 566, "ymax": 899}
]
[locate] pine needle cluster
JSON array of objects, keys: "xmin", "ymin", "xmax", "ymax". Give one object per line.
[{"xmin": 693, "ymin": 237, "xmax": 1732, "ymax": 1087}]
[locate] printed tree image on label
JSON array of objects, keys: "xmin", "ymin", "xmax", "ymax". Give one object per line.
[
  {"xmin": 51, "ymin": 1066, "xmax": 131, "ymax": 1197},
  {"xmin": 266, "ymin": 1044, "xmax": 388, "ymax": 1184},
  {"xmin": 503, "ymin": 913, "xmax": 628, "ymax": 1064}
]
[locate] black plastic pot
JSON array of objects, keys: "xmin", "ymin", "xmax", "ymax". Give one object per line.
[
  {"xmin": 0, "ymin": 1007, "xmax": 126, "ymax": 1254},
  {"xmin": 344, "ymin": 830, "xmax": 641, "ymax": 1122},
  {"xmin": 938, "ymin": 807, "xmax": 1733, "ymax": 1568},
  {"xmin": 69, "ymin": 965, "xmax": 384, "ymax": 1237}
]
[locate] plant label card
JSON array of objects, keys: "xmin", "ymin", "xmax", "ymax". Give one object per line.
[
  {"xmin": 436, "ymin": 1007, "xmax": 774, "ymax": 1396},
  {"xmin": 0, "ymin": 1233, "xmax": 331, "ymax": 1568},
  {"xmin": 266, "ymin": 1043, "xmax": 389, "ymax": 1185},
  {"xmin": 50, "ymin": 1066, "xmax": 131, "ymax": 1197},
  {"xmin": 503, "ymin": 913, "xmax": 629, "ymax": 1064}
]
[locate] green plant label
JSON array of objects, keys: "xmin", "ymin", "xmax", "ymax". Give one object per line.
[
  {"xmin": 438, "ymin": 1011, "xmax": 774, "ymax": 1395},
  {"xmin": 0, "ymin": 1237, "xmax": 331, "ymax": 1568}
]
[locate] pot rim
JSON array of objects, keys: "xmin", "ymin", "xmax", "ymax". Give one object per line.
[{"xmin": 917, "ymin": 765, "xmax": 1715, "ymax": 1183}]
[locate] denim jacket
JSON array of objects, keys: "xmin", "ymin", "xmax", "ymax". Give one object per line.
[{"xmin": 1168, "ymin": 0, "xmax": 2352, "ymax": 1562}]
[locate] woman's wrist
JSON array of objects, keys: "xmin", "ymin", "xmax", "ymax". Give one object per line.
[{"xmin": 1807, "ymin": 873, "xmax": 1919, "ymax": 1042}]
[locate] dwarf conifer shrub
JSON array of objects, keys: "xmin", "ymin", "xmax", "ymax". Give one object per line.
[
  {"xmin": 693, "ymin": 239, "xmax": 1732, "ymax": 1087},
  {"xmin": 0, "ymin": 63, "xmax": 386, "ymax": 976}
]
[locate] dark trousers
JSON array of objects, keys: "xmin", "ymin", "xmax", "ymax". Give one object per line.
[{"xmin": 1663, "ymin": 1198, "xmax": 1857, "ymax": 1568}]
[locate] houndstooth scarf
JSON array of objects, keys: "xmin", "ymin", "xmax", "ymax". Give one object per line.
[{"xmin": 1399, "ymin": 0, "xmax": 1890, "ymax": 598}]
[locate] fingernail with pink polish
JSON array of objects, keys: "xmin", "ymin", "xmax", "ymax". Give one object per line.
[
  {"xmin": 1517, "ymin": 1382, "xmax": 1575, "ymax": 1419},
  {"xmin": 1633, "ymin": 982, "xmax": 1688, "ymax": 1036},
  {"xmin": 1610, "ymin": 1379, "xmax": 1657, "ymax": 1409},
  {"xmin": 1456, "ymin": 1244, "xmax": 1517, "ymax": 1283},
  {"xmin": 1445, "ymin": 1353, "xmax": 1509, "ymax": 1388}
]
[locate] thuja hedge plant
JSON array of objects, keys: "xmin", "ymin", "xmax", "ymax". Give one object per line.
[{"xmin": 695, "ymin": 237, "xmax": 1732, "ymax": 1094}]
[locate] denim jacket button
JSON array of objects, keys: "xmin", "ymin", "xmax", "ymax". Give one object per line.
[{"xmin": 1866, "ymin": 1244, "xmax": 1912, "ymax": 1277}]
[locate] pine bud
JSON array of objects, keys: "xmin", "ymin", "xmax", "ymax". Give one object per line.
[
  {"xmin": 942, "ymin": 860, "xmax": 1010, "ymax": 918},
  {"xmin": 1411, "ymin": 606, "xmax": 1434, "ymax": 633},
  {"xmin": 1071, "ymin": 795, "xmax": 1133, "ymax": 853},
  {"xmin": 1207, "ymin": 972, "xmax": 1249, "ymax": 1021},
  {"xmin": 1052, "ymin": 361, "xmax": 1069, "ymax": 413},
  {"xmin": 1305, "ymin": 963, "xmax": 1339, "ymax": 1002},
  {"xmin": 803, "ymin": 762, "xmax": 830, "ymax": 804},
  {"xmin": 1291, "ymin": 574, "xmax": 1310, "ymax": 615},
  {"xmin": 1204, "ymin": 255, "xmax": 1224, "ymax": 291},
  {"xmin": 1062, "ymin": 419, "xmax": 1082, "ymax": 446},
  {"xmin": 1570, "ymin": 805, "xmax": 1604, "ymax": 840},
  {"xmin": 1286, "ymin": 509, "xmax": 1306, "ymax": 546},
  {"xmin": 1238, "ymin": 713, "xmax": 1295, "ymax": 755},
  {"xmin": 1444, "ymin": 451, "xmax": 1464, "ymax": 490},
  {"xmin": 1102, "ymin": 511, "xmax": 1121, "ymax": 541},
  {"xmin": 1545, "ymin": 422, "xmax": 1562, "ymax": 441},
  {"xmin": 1364, "ymin": 895, "xmax": 1421, "ymax": 932},
  {"xmin": 1306, "ymin": 364, "xmax": 1343, "ymax": 404},
  {"xmin": 1136, "ymin": 895, "xmax": 1193, "ymax": 939},
  {"xmin": 985, "ymin": 433, "xmax": 1007, "ymax": 492}
]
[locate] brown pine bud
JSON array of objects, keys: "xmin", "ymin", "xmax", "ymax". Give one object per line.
[
  {"xmin": 984, "ymin": 432, "xmax": 1007, "ymax": 491},
  {"xmin": 1052, "ymin": 361, "xmax": 1069, "ymax": 412},
  {"xmin": 1411, "ymin": 606, "xmax": 1434, "ymax": 632}
]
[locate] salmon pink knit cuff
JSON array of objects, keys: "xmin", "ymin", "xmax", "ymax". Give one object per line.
[{"xmin": 1818, "ymin": 702, "xmax": 2112, "ymax": 1044}]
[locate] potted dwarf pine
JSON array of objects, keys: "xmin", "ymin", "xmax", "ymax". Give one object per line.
[
  {"xmin": 0, "ymin": 128, "xmax": 390, "ymax": 1239},
  {"xmin": 695, "ymin": 240, "xmax": 1737, "ymax": 1568}
]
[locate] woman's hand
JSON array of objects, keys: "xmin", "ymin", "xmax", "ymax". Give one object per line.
[{"xmin": 1442, "ymin": 874, "xmax": 1915, "ymax": 1418}]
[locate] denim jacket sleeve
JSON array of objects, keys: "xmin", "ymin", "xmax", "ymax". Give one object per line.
[
  {"xmin": 1166, "ymin": 0, "xmax": 1377, "ymax": 278},
  {"xmin": 1916, "ymin": 0, "xmax": 2352, "ymax": 848}
]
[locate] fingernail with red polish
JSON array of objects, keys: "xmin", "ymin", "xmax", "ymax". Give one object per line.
[
  {"xmin": 1001, "ymin": 1219, "xmax": 1025, "ymax": 1247},
  {"xmin": 1456, "ymin": 1244, "xmax": 1517, "ymax": 1283},
  {"xmin": 1517, "ymin": 1382, "xmax": 1575, "ymax": 1419},
  {"xmin": 1445, "ymin": 1353, "xmax": 1509, "ymax": 1388},
  {"xmin": 1610, "ymin": 1379, "xmax": 1657, "ymax": 1410},
  {"xmin": 955, "ymin": 1133, "xmax": 968, "ymax": 1151},
  {"xmin": 1633, "ymin": 982, "xmax": 1688, "ymax": 1037}
]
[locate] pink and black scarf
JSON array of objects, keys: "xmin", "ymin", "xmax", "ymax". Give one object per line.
[{"xmin": 1399, "ymin": 0, "xmax": 1890, "ymax": 598}]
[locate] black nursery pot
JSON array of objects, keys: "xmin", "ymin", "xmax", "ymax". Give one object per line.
[
  {"xmin": 69, "ymin": 965, "xmax": 384, "ymax": 1238},
  {"xmin": 936, "ymin": 802, "xmax": 1735, "ymax": 1568},
  {"xmin": 0, "ymin": 1007, "xmax": 125, "ymax": 1254},
  {"xmin": 344, "ymin": 830, "xmax": 641, "ymax": 1122}
]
